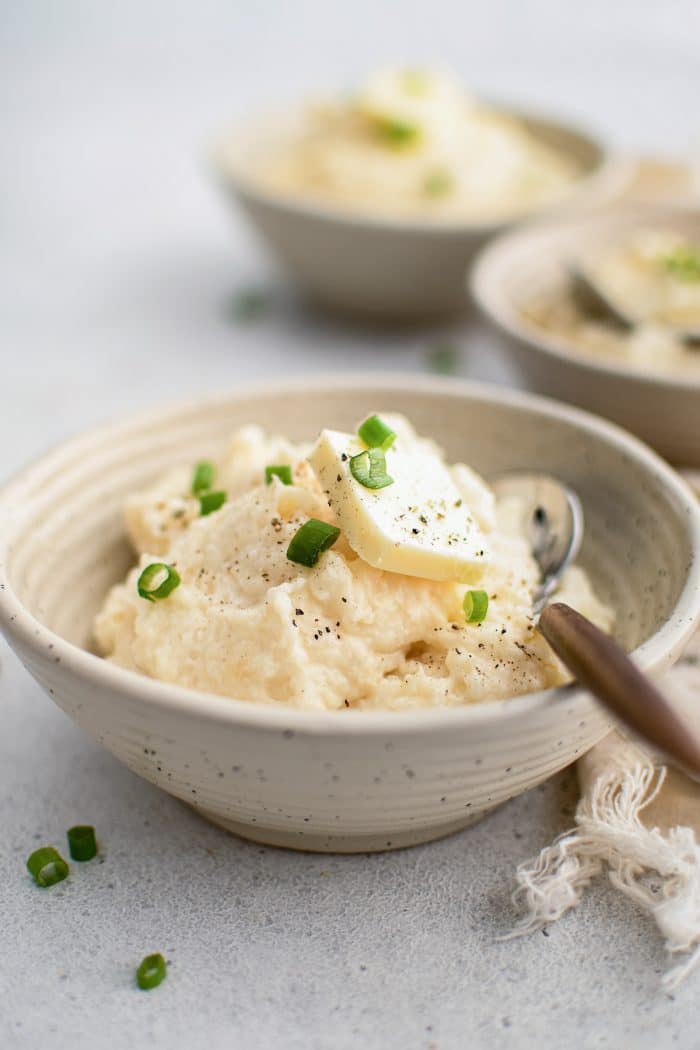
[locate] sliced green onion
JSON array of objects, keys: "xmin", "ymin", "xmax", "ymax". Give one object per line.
[
  {"xmin": 67, "ymin": 825, "xmax": 97, "ymax": 862},
  {"xmin": 660, "ymin": 246, "xmax": 700, "ymax": 282},
  {"xmin": 426, "ymin": 343, "xmax": 459, "ymax": 375},
  {"xmin": 191, "ymin": 461, "xmax": 215, "ymax": 495},
  {"xmin": 199, "ymin": 490, "xmax": 226, "ymax": 516},
  {"xmin": 265, "ymin": 464, "xmax": 293, "ymax": 486},
  {"xmin": 376, "ymin": 117, "xmax": 420, "ymax": 147},
  {"xmin": 27, "ymin": 846, "xmax": 69, "ymax": 888},
  {"xmin": 424, "ymin": 170, "xmax": 453, "ymax": 197},
  {"xmin": 463, "ymin": 590, "xmax": 489, "ymax": 624},
  {"xmin": 287, "ymin": 519, "xmax": 341, "ymax": 567},
  {"xmin": 137, "ymin": 563, "xmax": 181, "ymax": 602},
  {"xmin": 349, "ymin": 448, "xmax": 394, "ymax": 490},
  {"xmin": 357, "ymin": 414, "xmax": 396, "ymax": 451},
  {"xmin": 136, "ymin": 953, "xmax": 167, "ymax": 991},
  {"xmin": 230, "ymin": 288, "xmax": 269, "ymax": 322}
]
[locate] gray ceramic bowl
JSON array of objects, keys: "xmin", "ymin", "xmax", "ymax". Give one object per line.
[
  {"xmin": 470, "ymin": 204, "xmax": 700, "ymax": 466},
  {"xmin": 214, "ymin": 109, "xmax": 631, "ymax": 321},
  {"xmin": 1, "ymin": 377, "xmax": 699, "ymax": 852}
]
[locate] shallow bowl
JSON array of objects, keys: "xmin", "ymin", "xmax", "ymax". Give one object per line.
[
  {"xmin": 470, "ymin": 204, "xmax": 700, "ymax": 466},
  {"xmin": 1, "ymin": 376, "xmax": 699, "ymax": 852},
  {"xmin": 214, "ymin": 109, "xmax": 630, "ymax": 320}
]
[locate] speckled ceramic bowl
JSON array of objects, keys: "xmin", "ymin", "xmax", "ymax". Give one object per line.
[
  {"xmin": 213, "ymin": 109, "xmax": 631, "ymax": 320},
  {"xmin": 1, "ymin": 377, "xmax": 699, "ymax": 852},
  {"xmin": 470, "ymin": 204, "xmax": 700, "ymax": 466}
]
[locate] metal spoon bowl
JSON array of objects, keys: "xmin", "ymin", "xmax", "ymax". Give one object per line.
[
  {"xmin": 569, "ymin": 262, "xmax": 700, "ymax": 346},
  {"xmin": 492, "ymin": 472, "xmax": 700, "ymax": 776}
]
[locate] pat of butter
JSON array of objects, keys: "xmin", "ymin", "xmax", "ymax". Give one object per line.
[{"xmin": 309, "ymin": 429, "xmax": 490, "ymax": 582}]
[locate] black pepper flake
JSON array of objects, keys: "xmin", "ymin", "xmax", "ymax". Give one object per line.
[
  {"xmin": 295, "ymin": 608, "xmax": 304, "ymax": 616},
  {"xmin": 336, "ymin": 474, "xmax": 342, "ymax": 482},
  {"xmin": 341, "ymin": 453, "xmax": 348, "ymax": 461},
  {"xmin": 341, "ymin": 597, "xmax": 347, "ymax": 603},
  {"xmin": 411, "ymin": 528, "xmax": 420, "ymax": 535}
]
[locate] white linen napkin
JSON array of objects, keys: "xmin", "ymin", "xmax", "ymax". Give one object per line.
[{"xmin": 508, "ymin": 472, "xmax": 700, "ymax": 989}]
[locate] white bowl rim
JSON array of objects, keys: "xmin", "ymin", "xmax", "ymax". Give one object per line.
[
  {"xmin": 211, "ymin": 101, "xmax": 631, "ymax": 236},
  {"xmin": 1, "ymin": 373, "xmax": 699, "ymax": 737},
  {"xmin": 469, "ymin": 203, "xmax": 700, "ymax": 392}
]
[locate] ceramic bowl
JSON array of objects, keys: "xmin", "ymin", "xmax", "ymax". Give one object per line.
[
  {"xmin": 1, "ymin": 377, "xmax": 699, "ymax": 853},
  {"xmin": 213, "ymin": 109, "xmax": 630, "ymax": 320},
  {"xmin": 470, "ymin": 204, "xmax": 700, "ymax": 467}
]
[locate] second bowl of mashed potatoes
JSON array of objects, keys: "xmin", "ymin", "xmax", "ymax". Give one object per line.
[{"xmin": 214, "ymin": 68, "xmax": 628, "ymax": 318}]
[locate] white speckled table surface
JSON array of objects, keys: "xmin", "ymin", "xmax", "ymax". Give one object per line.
[{"xmin": 2, "ymin": 3, "xmax": 700, "ymax": 1047}]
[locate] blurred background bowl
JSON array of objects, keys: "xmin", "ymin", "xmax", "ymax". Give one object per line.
[
  {"xmin": 1, "ymin": 376, "xmax": 699, "ymax": 852},
  {"xmin": 213, "ymin": 108, "xmax": 631, "ymax": 321},
  {"xmin": 470, "ymin": 203, "xmax": 700, "ymax": 466}
]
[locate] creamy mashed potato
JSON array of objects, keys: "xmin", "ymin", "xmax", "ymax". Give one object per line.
[
  {"xmin": 260, "ymin": 67, "xmax": 580, "ymax": 222},
  {"xmin": 523, "ymin": 230, "xmax": 700, "ymax": 375},
  {"xmin": 94, "ymin": 416, "xmax": 612, "ymax": 711}
]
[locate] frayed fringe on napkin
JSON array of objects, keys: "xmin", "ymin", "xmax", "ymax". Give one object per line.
[
  {"xmin": 506, "ymin": 471, "xmax": 700, "ymax": 989},
  {"xmin": 505, "ymin": 743, "xmax": 700, "ymax": 989}
]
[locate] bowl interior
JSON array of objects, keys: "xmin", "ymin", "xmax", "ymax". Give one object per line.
[
  {"xmin": 471, "ymin": 203, "xmax": 700, "ymax": 383},
  {"xmin": 1, "ymin": 380, "xmax": 697, "ymax": 681}
]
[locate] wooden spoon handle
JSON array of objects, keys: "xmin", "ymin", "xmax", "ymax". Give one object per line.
[{"xmin": 539, "ymin": 602, "xmax": 700, "ymax": 776}]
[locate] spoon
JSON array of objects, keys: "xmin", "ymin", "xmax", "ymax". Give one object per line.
[
  {"xmin": 569, "ymin": 263, "xmax": 700, "ymax": 346},
  {"xmin": 491, "ymin": 472, "xmax": 700, "ymax": 776}
]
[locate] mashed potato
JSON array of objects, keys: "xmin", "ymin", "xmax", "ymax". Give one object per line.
[
  {"xmin": 94, "ymin": 416, "xmax": 612, "ymax": 711},
  {"xmin": 523, "ymin": 230, "xmax": 700, "ymax": 376},
  {"xmin": 259, "ymin": 67, "xmax": 580, "ymax": 222}
]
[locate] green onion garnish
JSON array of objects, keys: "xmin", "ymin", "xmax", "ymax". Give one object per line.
[
  {"xmin": 424, "ymin": 170, "xmax": 453, "ymax": 197},
  {"xmin": 426, "ymin": 343, "xmax": 459, "ymax": 375},
  {"xmin": 137, "ymin": 563, "xmax": 181, "ymax": 602},
  {"xmin": 199, "ymin": 490, "xmax": 227, "ymax": 516},
  {"xmin": 377, "ymin": 117, "xmax": 420, "ymax": 147},
  {"xmin": 191, "ymin": 461, "xmax": 215, "ymax": 495},
  {"xmin": 230, "ymin": 288, "xmax": 269, "ymax": 322},
  {"xmin": 287, "ymin": 519, "xmax": 341, "ymax": 567},
  {"xmin": 67, "ymin": 825, "xmax": 97, "ymax": 862},
  {"xmin": 136, "ymin": 953, "xmax": 167, "ymax": 991},
  {"xmin": 463, "ymin": 590, "xmax": 489, "ymax": 623},
  {"xmin": 265, "ymin": 465, "xmax": 293, "ymax": 486},
  {"xmin": 349, "ymin": 448, "xmax": 394, "ymax": 490},
  {"xmin": 660, "ymin": 246, "xmax": 700, "ymax": 282},
  {"xmin": 357, "ymin": 414, "xmax": 396, "ymax": 451},
  {"xmin": 27, "ymin": 846, "xmax": 69, "ymax": 888}
]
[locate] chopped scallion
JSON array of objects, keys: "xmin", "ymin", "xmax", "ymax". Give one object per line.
[
  {"xmin": 27, "ymin": 846, "xmax": 69, "ymax": 888},
  {"xmin": 287, "ymin": 519, "xmax": 341, "ymax": 567},
  {"xmin": 349, "ymin": 448, "xmax": 394, "ymax": 490},
  {"xmin": 199, "ymin": 490, "xmax": 227, "ymax": 516},
  {"xmin": 376, "ymin": 117, "xmax": 420, "ymax": 147},
  {"xmin": 265, "ymin": 465, "xmax": 293, "ymax": 486},
  {"xmin": 137, "ymin": 563, "xmax": 181, "ymax": 602},
  {"xmin": 191, "ymin": 461, "xmax": 214, "ymax": 495},
  {"xmin": 424, "ymin": 170, "xmax": 453, "ymax": 197},
  {"xmin": 67, "ymin": 825, "xmax": 97, "ymax": 862},
  {"xmin": 660, "ymin": 246, "xmax": 700, "ymax": 282},
  {"xmin": 136, "ymin": 953, "xmax": 167, "ymax": 991},
  {"xmin": 357, "ymin": 415, "xmax": 396, "ymax": 451},
  {"xmin": 463, "ymin": 590, "xmax": 489, "ymax": 623}
]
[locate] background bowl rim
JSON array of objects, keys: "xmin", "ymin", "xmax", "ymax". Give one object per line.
[
  {"xmin": 469, "ymin": 202, "xmax": 700, "ymax": 392},
  {"xmin": 1, "ymin": 372, "xmax": 699, "ymax": 736},
  {"xmin": 211, "ymin": 101, "xmax": 631, "ymax": 236}
]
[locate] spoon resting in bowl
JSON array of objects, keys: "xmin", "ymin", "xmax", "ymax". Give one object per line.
[
  {"xmin": 568, "ymin": 262, "xmax": 700, "ymax": 347},
  {"xmin": 491, "ymin": 473, "xmax": 700, "ymax": 776}
]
